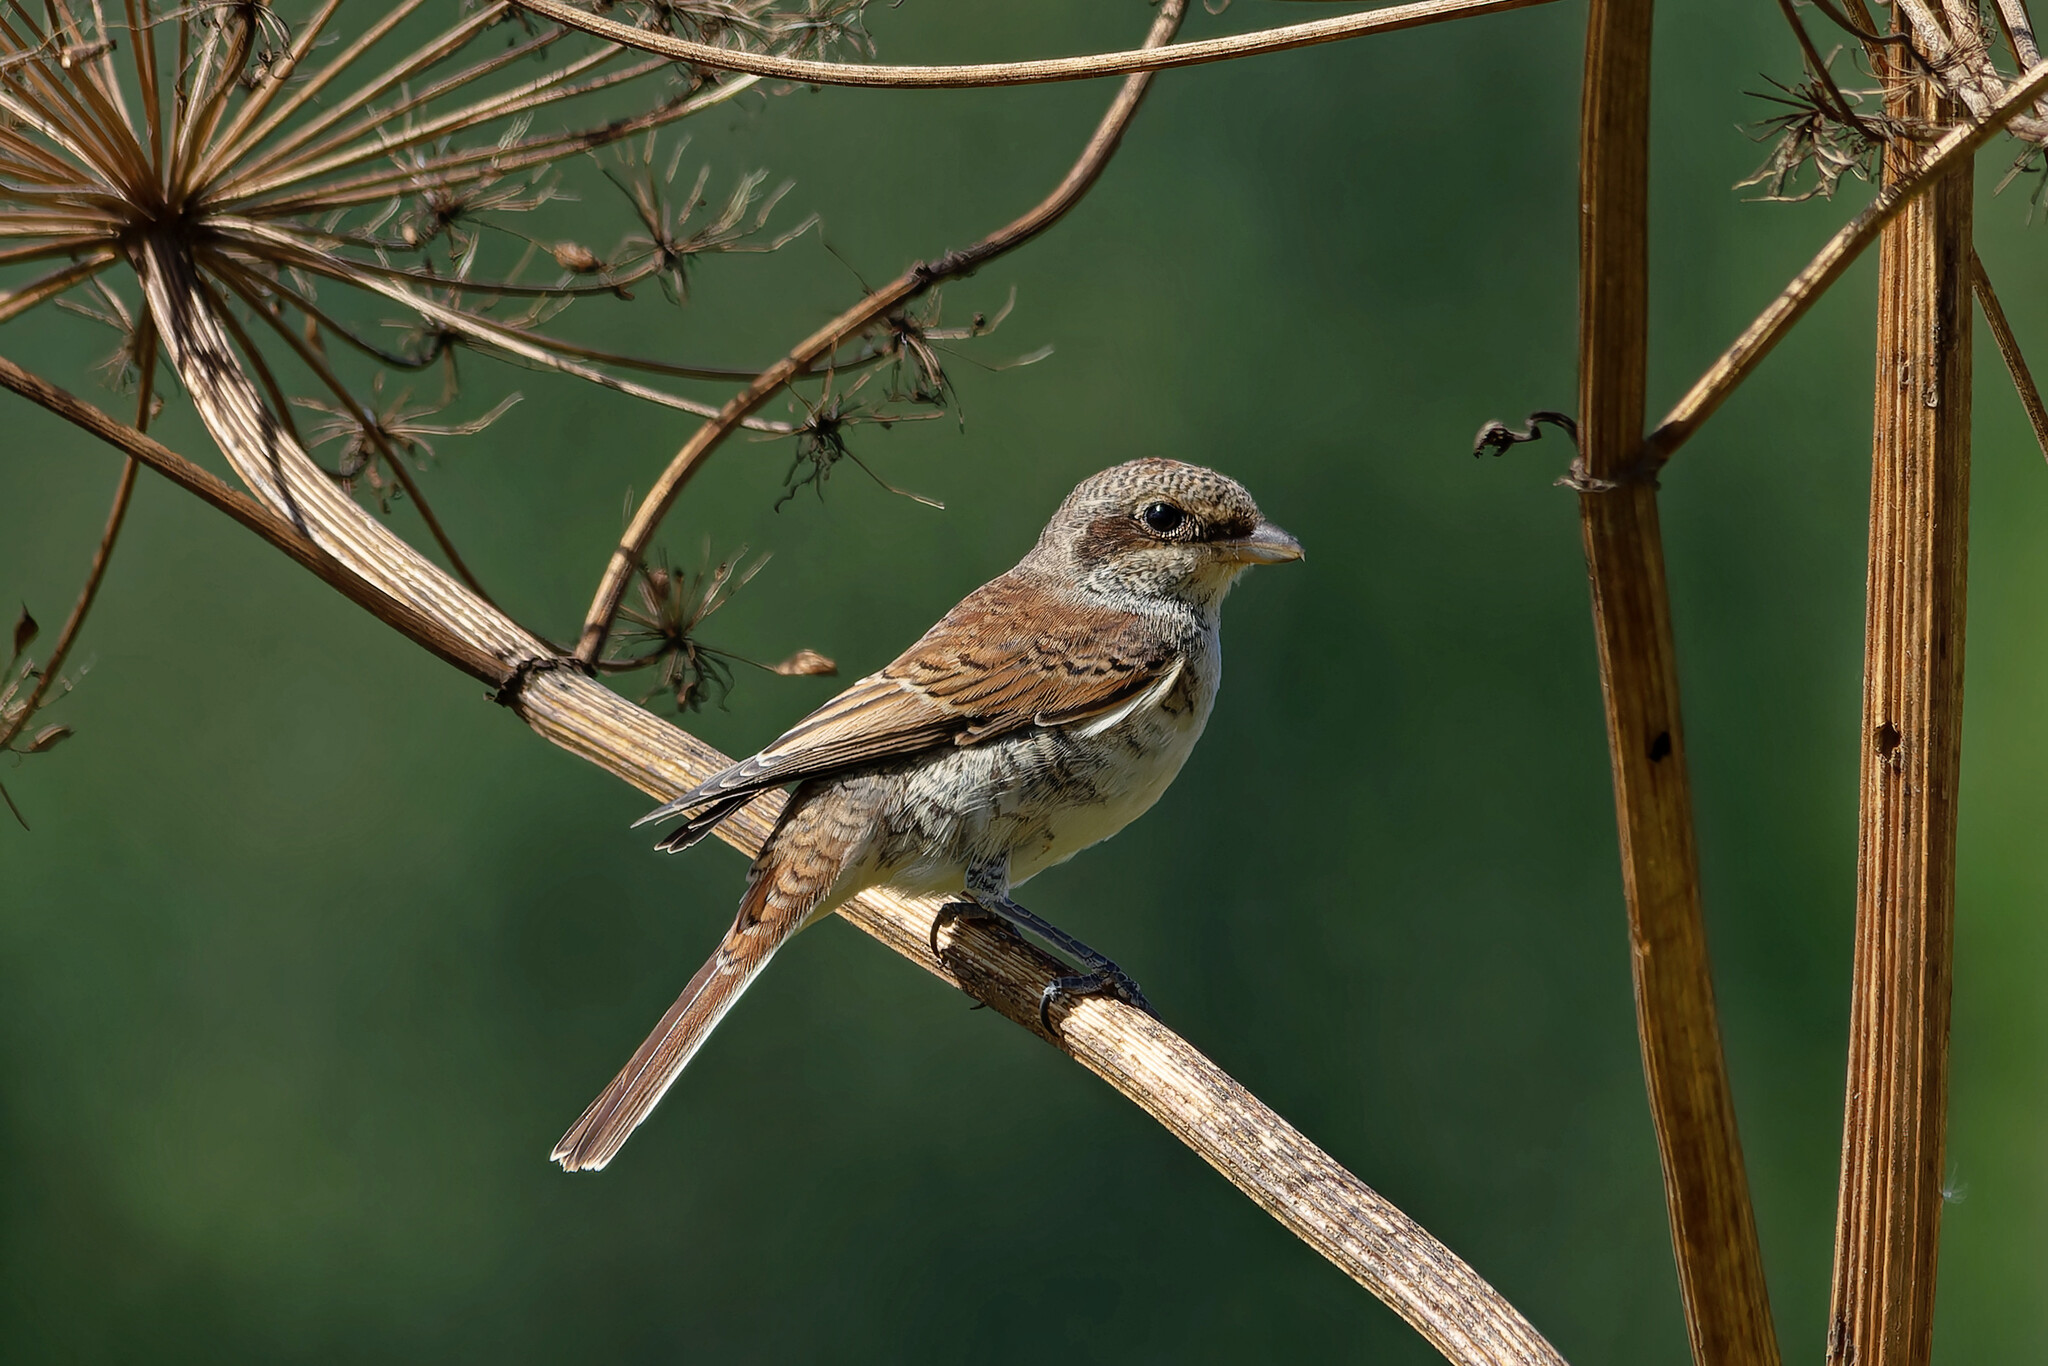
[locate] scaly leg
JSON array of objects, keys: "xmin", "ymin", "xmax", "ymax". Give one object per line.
[{"xmin": 932, "ymin": 855, "xmax": 1154, "ymax": 1029}]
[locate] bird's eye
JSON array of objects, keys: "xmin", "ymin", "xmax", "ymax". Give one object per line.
[{"xmin": 1139, "ymin": 501, "xmax": 1186, "ymax": 535}]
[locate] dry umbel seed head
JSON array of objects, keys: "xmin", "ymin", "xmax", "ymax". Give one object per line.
[
  {"xmin": 0, "ymin": 0, "xmax": 864, "ymax": 502},
  {"xmin": 606, "ymin": 546, "xmax": 834, "ymax": 712}
]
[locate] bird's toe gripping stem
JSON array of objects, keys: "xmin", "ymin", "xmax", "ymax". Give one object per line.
[
  {"xmin": 928, "ymin": 898, "xmax": 1006, "ymax": 957},
  {"xmin": 1039, "ymin": 965, "xmax": 1154, "ymax": 1033}
]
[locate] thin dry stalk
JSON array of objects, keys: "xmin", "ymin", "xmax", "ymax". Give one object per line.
[
  {"xmin": 1826, "ymin": 48, "xmax": 1972, "ymax": 1366},
  {"xmin": 572, "ymin": 0, "xmax": 1197, "ymax": 662},
  {"xmin": 0, "ymin": 352, "xmax": 1570, "ymax": 1366},
  {"xmin": 0, "ymin": 325, "xmax": 150, "ymax": 756},
  {"xmin": 1969, "ymin": 252, "xmax": 2048, "ymax": 464},
  {"xmin": 516, "ymin": 0, "xmax": 1559, "ymax": 88},
  {"xmin": 1575, "ymin": 3, "xmax": 1780, "ymax": 1364}
]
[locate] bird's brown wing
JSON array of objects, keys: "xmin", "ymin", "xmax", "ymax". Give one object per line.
[{"xmin": 639, "ymin": 575, "xmax": 1179, "ymax": 835}]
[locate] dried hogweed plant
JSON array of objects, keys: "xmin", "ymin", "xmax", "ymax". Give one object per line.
[{"xmin": 53, "ymin": 0, "xmax": 2048, "ymax": 1362}]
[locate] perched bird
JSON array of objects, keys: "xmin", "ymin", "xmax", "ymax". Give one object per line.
[{"xmin": 554, "ymin": 458, "xmax": 1302, "ymax": 1171}]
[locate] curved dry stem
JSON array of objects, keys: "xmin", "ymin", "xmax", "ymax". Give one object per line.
[
  {"xmin": 0, "ymin": 344, "xmax": 1571, "ymax": 1366},
  {"xmin": 515, "ymin": 0, "xmax": 1558, "ymax": 88},
  {"xmin": 1652, "ymin": 58, "xmax": 2048, "ymax": 460},
  {"xmin": 572, "ymin": 0, "xmax": 1194, "ymax": 663}
]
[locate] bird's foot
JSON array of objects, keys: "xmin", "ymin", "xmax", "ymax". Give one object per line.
[
  {"xmin": 929, "ymin": 899, "xmax": 1007, "ymax": 957},
  {"xmin": 1039, "ymin": 965, "xmax": 1154, "ymax": 1032}
]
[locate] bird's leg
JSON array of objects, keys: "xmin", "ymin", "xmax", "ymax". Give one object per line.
[
  {"xmin": 947, "ymin": 857, "xmax": 1154, "ymax": 1030},
  {"xmin": 930, "ymin": 856, "xmax": 1025, "ymax": 956}
]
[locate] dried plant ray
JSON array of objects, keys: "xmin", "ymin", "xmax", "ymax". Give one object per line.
[{"xmin": 515, "ymin": 0, "xmax": 1560, "ymax": 88}]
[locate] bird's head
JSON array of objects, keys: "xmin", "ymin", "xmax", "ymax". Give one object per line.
[{"xmin": 1028, "ymin": 458, "xmax": 1303, "ymax": 610}]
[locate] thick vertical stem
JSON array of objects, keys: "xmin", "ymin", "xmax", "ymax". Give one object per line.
[
  {"xmin": 1827, "ymin": 58, "xmax": 1971, "ymax": 1366},
  {"xmin": 1577, "ymin": 4, "xmax": 1780, "ymax": 1364}
]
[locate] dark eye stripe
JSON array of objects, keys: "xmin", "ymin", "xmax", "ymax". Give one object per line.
[{"xmin": 1202, "ymin": 514, "xmax": 1258, "ymax": 542}]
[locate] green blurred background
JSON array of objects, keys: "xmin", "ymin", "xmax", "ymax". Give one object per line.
[{"xmin": 3, "ymin": 1, "xmax": 2044, "ymax": 1360}]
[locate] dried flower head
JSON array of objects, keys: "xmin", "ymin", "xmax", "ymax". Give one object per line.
[
  {"xmin": 0, "ymin": 0, "xmax": 863, "ymax": 497},
  {"xmin": 608, "ymin": 545, "xmax": 835, "ymax": 711},
  {"xmin": 602, "ymin": 132, "xmax": 815, "ymax": 303},
  {"xmin": 1739, "ymin": 72, "xmax": 1888, "ymax": 202},
  {"xmin": 767, "ymin": 368, "xmax": 944, "ymax": 510},
  {"xmin": 293, "ymin": 379, "xmax": 521, "ymax": 503}
]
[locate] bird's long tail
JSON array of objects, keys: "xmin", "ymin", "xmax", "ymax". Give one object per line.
[{"xmin": 552, "ymin": 846, "xmax": 833, "ymax": 1172}]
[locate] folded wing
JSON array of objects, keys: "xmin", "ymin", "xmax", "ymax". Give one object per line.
[{"xmin": 637, "ymin": 574, "xmax": 1179, "ymax": 844}]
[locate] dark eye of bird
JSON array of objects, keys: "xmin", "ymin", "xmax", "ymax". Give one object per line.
[{"xmin": 1139, "ymin": 501, "xmax": 1186, "ymax": 535}]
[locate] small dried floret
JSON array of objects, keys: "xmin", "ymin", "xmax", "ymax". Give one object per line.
[
  {"xmin": 610, "ymin": 546, "xmax": 835, "ymax": 711},
  {"xmin": 295, "ymin": 379, "xmax": 521, "ymax": 506}
]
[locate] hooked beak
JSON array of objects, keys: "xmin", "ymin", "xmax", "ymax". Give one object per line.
[{"xmin": 1220, "ymin": 521, "xmax": 1304, "ymax": 565}]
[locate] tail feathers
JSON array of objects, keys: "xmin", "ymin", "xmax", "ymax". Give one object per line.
[
  {"xmin": 650, "ymin": 790, "xmax": 755, "ymax": 853},
  {"xmin": 633, "ymin": 765, "xmax": 752, "ymax": 833},
  {"xmin": 552, "ymin": 876, "xmax": 803, "ymax": 1172}
]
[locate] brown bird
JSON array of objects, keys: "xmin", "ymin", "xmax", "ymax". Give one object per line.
[{"xmin": 553, "ymin": 458, "xmax": 1302, "ymax": 1171}]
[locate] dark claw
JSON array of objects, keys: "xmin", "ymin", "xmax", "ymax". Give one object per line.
[
  {"xmin": 929, "ymin": 899, "xmax": 998, "ymax": 957},
  {"xmin": 1038, "ymin": 967, "xmax": 1154, "ymax": 1032}
]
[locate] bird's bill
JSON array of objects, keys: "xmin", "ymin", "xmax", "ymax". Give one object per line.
[{"xmin": 1219, "ymin": 521, "xmax": 1305, "ymax": 564}]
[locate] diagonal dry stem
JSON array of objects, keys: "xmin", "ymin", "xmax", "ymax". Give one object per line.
[
  {"xmin": 0, "ymin": 10, "xmax": 132, "ymax": 175},
  {"xmin": 1994, "ymin": 0, "xmax": 2044, "ymax": 65},
  {"xmin": 120, "ymin": 0, "xmax": 162, "ymax": 173},
  {"xmin": 1652, "ymin": 58, "xmax": 2048, "ymax": 461},
  {"xmin": 0, "ymin": 352, "xmax": 510, "ymax": 678},
  {"xmin": 226, "ymin": 0, "xmax": 500, "ymax": 194},
  {"xmin": 517, "ymin": 0, "xmax": 1559, "ymax": 89},
  {"xmin": 200, "ymin": 0, "xmax": 431, "ymax": 184},
  {"xmin": 166, "ymin": 1, "xmax": 250, "ymax": 194},
  {"xmin": 1969, "ymin": 250, "xmax": 2048, "ymax": 464},
  {"xmin": 0, "ymin": 236, "xmax": 112, "ymax": 267},
  {"xmin": 190, "ymin": 0, "xmax": 346, "ymax": 189},
  {"xmin": 231, "ymin": 74, "xmax": 758, "ymax": 217},
  {"xmin": 227, "ymin": 31, "xmax": 608, "ymax": 200}
]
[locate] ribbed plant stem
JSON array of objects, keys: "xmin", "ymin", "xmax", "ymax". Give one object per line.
[
  {"xmin": 1576, "ymin": 3, "xmax": 1780, "ymax": 1363},
  {"xmin": 1827, "ymin": 49, "xmax": 1971, "ymax": 1366}
]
